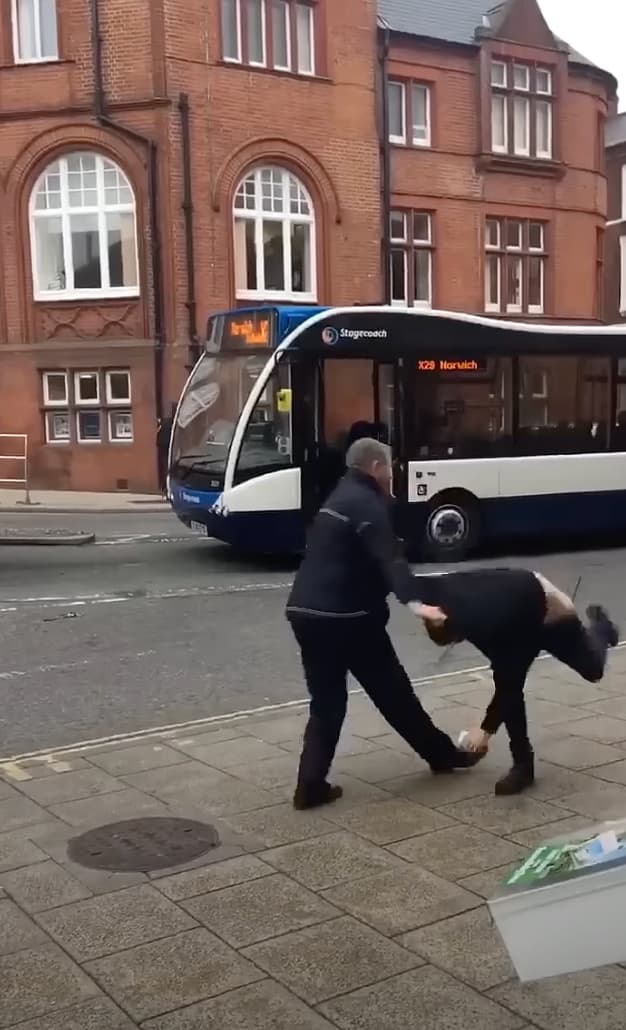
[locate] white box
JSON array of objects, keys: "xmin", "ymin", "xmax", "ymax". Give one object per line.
[{"xmin": 488, "ymin": 819, "xmax": 626, "ymax": 982}]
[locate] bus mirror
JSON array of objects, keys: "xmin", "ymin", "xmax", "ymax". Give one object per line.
[{"xmin": 277, "ymin": 388, "xmax": 292, "ymax": 414}]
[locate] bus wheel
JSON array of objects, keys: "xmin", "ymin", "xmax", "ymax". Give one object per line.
[{"xmin": 422, "ymin": 492, "xmax": 480, "ymax": 562}]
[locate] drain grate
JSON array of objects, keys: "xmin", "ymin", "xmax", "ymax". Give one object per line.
[{"xmin": 67, "ymin": 817, "xmax": 220, "ymax": 872}]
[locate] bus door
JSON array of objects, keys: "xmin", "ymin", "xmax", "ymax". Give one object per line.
[{"xmin": 293, "ymin": 356, "xmax": 403, "ymax": 523}]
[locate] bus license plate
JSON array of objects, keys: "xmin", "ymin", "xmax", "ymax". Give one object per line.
[{"xmin": 190, "ymin": 521, "xmax": 207, "ymax": 535}]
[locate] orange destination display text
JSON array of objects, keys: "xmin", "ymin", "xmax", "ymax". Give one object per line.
[{"xmin": 417, "ymin": 358, "xmax": 484, "ymax": 373}]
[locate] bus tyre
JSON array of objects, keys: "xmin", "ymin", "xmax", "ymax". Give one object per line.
[{"xmin": 422, "ymin": 492, "xmax": 481, "ymax": 562}]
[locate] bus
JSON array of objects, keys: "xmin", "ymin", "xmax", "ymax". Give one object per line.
[{"xmin": 168, "ymin": 305, "xmax": 626, "ymax": 560}]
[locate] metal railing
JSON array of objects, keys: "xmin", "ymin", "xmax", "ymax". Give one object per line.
[{"xmin": 0, "ymin": 434, "xmax": 30, "ymax": 504}]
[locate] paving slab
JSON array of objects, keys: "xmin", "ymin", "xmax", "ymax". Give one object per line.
[
  {"xmin": 0, "ymin": 898, "xmax": 48, "ymax": 955},
  {"xmin": 382, "ymin": 766, "xmax": 501, "ymax": 806},
  {"xmin": 319, "ymin": 965, "xmax": 523, "ymax": 1030},
  {"xmin": 0, "ymin": 942, "xmax": 100, "ymax": 1029},
  {"xmin": 242, "ymin": 714, "xmax": 309, "ymax": 744},
  {"xmin": 321, "ymin": 865, "xmax": 481, "ymax": 935},
  {"xmin": 536, "ymin": 735, "xmax": 626, "ymax": 770},
  {"xmin": 221, "ymin": 803, "xmax": 337, "ymax": 847},
  {"xmin": 439, "ymin": 794, "xmax": 571, "ymax": 835},
  {"xmin": 334, "ymin": 748, "xmax": 423, "ymax": 783},
  {"xmin": 528, "ymin": 763, "xmax": 601, "ymax": 801},
  {"xmin": 0, "ymin": 831, "xmax": 48, "ymax": 873},
  {"xmin": 228, "ymin": 754, "xmax": 298, "ymax": 790},
  {"xmin": 48, "ymin": 788, "xmax": 168, "ymax": 828},
  {"xmin": 141, "ymin": 979, "xmax": 337, "ymax": 1030},
  {"xmin": 577, "ymin": 695, "xmax": 626, "ymax": 718},
  {"xmin": 36, "ymin": 884, "xmax": 197, "ymax": 962},
  {"xmin": 457, "ymin": 862, "xmax": 523, "ymax": 899},
  {"xmin": 182, "ymin": 872, "xmax": 338, "ymax": 947},
  {"xmin": 161, "ymin": 777, "xmax": 283, "ymax": 817},
  {"xmin": 556, "ymin": 715, "xmax": 626, "ymax": 744},
  {"xmin": 0, "ymin": 796, "xmax": 50, "ymax": 833},
  {"xmin": 31, "ymin": 828, "xmax": 148, "ymax": 895},
  {"xmin": 17, "ymin": 768, "xmax": 125, "ymax": 806},
  {"xmin": 322, "ymin": 796, "xmax": 455, "ymax": 844},
  {"xmin": 122, "ymin": 761, "xmax": 232, "ymax": 799},
  {"xmin": 555, "ymin": 781, "xmax": 626, "ymax": 820},
  {"xmin": 0, "ymin": 859, "xmax": 92, "ymax": 912},
  {"xmin": 242, "ymin": 915, "xmax": 421, "ymax": 1005},
  {"xmin": 262, "ymin": 831, "xmax": 403, "ymax": 891},
  {"xmin": 154, "ymin": 854, "xmax": 274, "ymax": 901},
  {"xmin": 401, "ymin": 906, "xmax": 515, "ymax": 990},
  {"xmin": 586, "ymin": 758, "xmax": 626, "ymax": 785},
  {"xmin": 388, "ymin": 824, "xmax": 528, "ymax": 881},
  {"xmin": 505, "ymin": 814, "xmax": 593, "ymax": 848},
  {"xmin": 8, "ymin": 997, "xmax": 138, "ymax": 1030},
  {"xmin": 490, "ymin": 964, "xmax": 626, "ymax": 1030},
  {"xmin": 85, "ymin": 927, "xmax": 264, "ymax": 1023},
  {"xmin": 177, "ymin": 736, "xmax": 287, "ymax": 770},
  {"xmin": 168, "ymin": 727, "xmax": 248, "ymax": 752},
  {"xmin": 87, "ymin": 744, "xmax": 189, "ymax": 777}
]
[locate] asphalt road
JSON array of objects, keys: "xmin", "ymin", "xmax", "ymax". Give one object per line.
[{"xmin": 1, "ymin": 510, "xmax": 626, "ymax": 757}]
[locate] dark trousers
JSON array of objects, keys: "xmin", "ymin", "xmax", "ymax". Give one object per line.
[
  {"xmin": 290, "ymin": 615, "xmax": 458, "ymax": 791},
  {"xmin": 483, "ymin": 615, "xmax": 610, "ymax": 763}
]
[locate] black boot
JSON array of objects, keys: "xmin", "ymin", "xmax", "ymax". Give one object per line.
[
  {"xmin": 587, "ymin": 605, "xmax": 619, "ymax": 647},
  {"xmin": 495, "ymin": 753, "xmax": 535, "ymax": 796},
  {"xmin": 431, "ymin": 748, "xmax": 486, "ymax": 774},
  {"xmin": 293, "ymin": 782, "xmax": 343, "ymax": 810}
]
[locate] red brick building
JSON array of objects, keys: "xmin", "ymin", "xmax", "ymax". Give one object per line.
[
  {"xmin": 605, "ymin": 112, "xmax": 626, "ymax": 323},
  {"xmin": 0, "ymin": 0, "xmax": 616, "ymax": 492}
]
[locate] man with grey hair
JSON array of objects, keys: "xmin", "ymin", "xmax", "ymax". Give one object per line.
[{"xmin": 286, "ymin": 437, "xmax": 479, "ymax": 811}]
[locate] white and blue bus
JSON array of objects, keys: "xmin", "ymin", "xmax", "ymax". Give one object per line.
[{"xmin": 168, "ymin": 305, "xmax": 626, "ymax": 560}]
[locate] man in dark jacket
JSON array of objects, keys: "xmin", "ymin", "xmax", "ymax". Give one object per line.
[
  {"xmin": 417, "ymin": 568, "xmax": 619, "ymax": 795},
  {"xmin": 286, "ymin": 437, "xmax": 479, "ymax": 811}
]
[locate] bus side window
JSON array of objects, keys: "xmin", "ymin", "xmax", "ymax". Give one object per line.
[
  {"xmin": 518, "ymin": 356, "xmax": 609, "ymax": 454},
  {"xmin": 234, "ymin": 363, "xmax": 293, "ymax": 484}
]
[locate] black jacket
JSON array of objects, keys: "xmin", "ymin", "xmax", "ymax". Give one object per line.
[{"xmin": 286, "ymin": 469, "xmax": 422, "ymax": 622}]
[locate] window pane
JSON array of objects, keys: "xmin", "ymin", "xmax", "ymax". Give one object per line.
[
  {"xmin": 263, "ymin": 220, "xmax": 284, "ymax": 290},
  {"xmin": 106, "ymin": 212, "xmax": 138, "ymax": 289},
  {"xmin": 77, "ymin": 411, "xmax": 101, "ymax": 442},
  {"xmin": 513, "ymin": 64, "xmax": 529, "ymax": 90},
  {"xmin": 75, "ymin": 372, "xmax": 99, "ymax": 402},
  {"xmin": 390, "ymin": 250, "xmax": 406, "ymax": 303},
  {"xmin": 528, "ymin": 256, "xmax": 544, "ymax": 311},
  {"xmin": 485, "ymin": 253, "xmax": 500, "ymax": 309},
  {"xmin": 236, "ymin": 364, "xmax": 292, "ymax": 478},
  {"xmin": 486, "ymin": 218, "xmax": 500, "ymax": 248},
  {"xmin": 107, "ymin": 371, "xmax": 130, "ymax": 402},
  {"xmin": 528, "ymin": 222, "xmax": 543, "ymax": 250},
  {"xmin": 261, "ymin": 167, "xmax": 284, "ymax": 212},
  {"xmin": 70, "ymin": 213, "xmax": 101, "ymax": 289},
  {"xmin": 390, "ymin": 211, "xmax": 406, "ymax": 241},
  {"xmin": 506, "ymin": 257, "xmax": 522, "ymax": 310},
  {"xmin": 413, "ymin": 212, "xmax": 430, "ymax": 243},
  {"xmin": 221, "ymin": 0, "xmax": 240, "ymax": 59},
  {"xmin": 44, "ymin": 372, "xmax": 67, "ymax": 403},
  {"xmin": 246, "ymin": 0, "xmax": 265, "ymax": 63},
  {"xmin": 35, "ymin": 216, "xmax": 65, "ymax": 292},
  {"xmin": 16, "ymin": 0, "xmax": 37, "ymax": 59},
  {"xmin": 39, "ymin": 0, "xmax": 58, "ymax": 57},
  {"xmin": 109, "ymin": 411, "xmax": 134, "ymax": 442},
  {"xmin": 536, "ymin": 68, "xmax": 552, "ymax": 94},
  {"xmin": 414, "ymin": 249, "xmax": 431, "ymax": 304},
  {"xmin": 536, "ymin": 101, "xmax": 552, "ymax": 157},
  {"xmin": 272, "ymin": 0, "xmax": 289, "ymax": 68},
  {"xmin": 388, "ymin": 82, "xmax": 405, "ymax": 140},
  {"xmin": 491, "ymin": 61, "xmax": 507, "ymax": 87},
  {"xmin": 412, "ymin": 84, "xmax": 429, "ymax": 143},
  {"xmin": 238, "ymin": 219, "xmax": 257, "ymax": 290},
  {"xmin": 491, "ymin": 94, "xmax": 507, "ymax": 150},
  {"xmin": 296, "ymin": 4, "xmax": 313, "ymax": 74},
  {"xmin": 48, "ymin": 411, "xmax": 70, "ymax": 442},
  {"xmin": 291, "ymin": 222, "xmax": 311, "ymax": 293},
  {"xmin": 103, "ymin": 160, "xmax": 133, "ymax": 206},
  {"xmin": 506, "ymin": 220, "xmax": 522, "ymax": 249},
  {"xmin": 513, "ymin": 96, "xmax": 529, "ymax": 154}
]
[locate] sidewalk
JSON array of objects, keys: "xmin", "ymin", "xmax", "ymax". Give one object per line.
[
  {"xmin": 0, "ymin": 489, "xmax": 168, "ymax": 515},
  {"xmin": 3, "ymin": 653, "xmax": 626, "ymax": 1029}
]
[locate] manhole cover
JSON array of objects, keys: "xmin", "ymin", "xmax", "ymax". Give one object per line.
[{"xmin": 67, "ymin": 817, "xmax": 220, "ymax": 872}]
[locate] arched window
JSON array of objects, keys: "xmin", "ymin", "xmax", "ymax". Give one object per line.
[
  {"xmin": 233, "ymin": 165, "xmax": 316, "ymax": 301},
  {"xmin": 30, "ymin": 151, "xmax": 139, "ymax": 300}
]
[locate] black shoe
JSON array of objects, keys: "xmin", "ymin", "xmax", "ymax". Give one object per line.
[
  {"xmin": 495, "ymin": 756, "xmax": 535, "ymax": 796},
  {"xmin": 431, "ymin": 748, "xmax": 486, "ymax": 774},
  {"xmin": 293, "ymin": 782, "xmax": 343, "ymax": 811},
  {"xmin": 587, "ymin": 605, "xmax": 619, "ymax": 648}
]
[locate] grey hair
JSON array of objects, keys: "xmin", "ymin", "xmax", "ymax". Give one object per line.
[{"xmin": 346, "ymin": 437, "xmax": 391, "ymax": 472}]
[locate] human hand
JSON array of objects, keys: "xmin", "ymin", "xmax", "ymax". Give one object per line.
[
  {"xmin": 460, "ymin": 727, "xmax": 491, "ymax": 753},
  {"xmin": 408, "ymin": 602, "xmax": 447, "ymax": 627}
]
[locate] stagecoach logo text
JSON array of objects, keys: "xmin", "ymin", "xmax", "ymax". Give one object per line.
[{"xmin": 322, "ymin": 326, "xmax": 387, "ymax": 344}]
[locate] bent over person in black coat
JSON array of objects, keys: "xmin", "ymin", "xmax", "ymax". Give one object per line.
[{"xmin": 286, "ymin": 437, "xmax": 480, "ymax": 811}]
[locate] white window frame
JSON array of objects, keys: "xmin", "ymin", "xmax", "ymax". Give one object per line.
[
  {"xmin": 30, "ymin": 152, "xmax": 139, "ymax": 302},
  {"xmin": 513, "ymin": 63, "xmax": 530, "ymax": 91},
  {"xmin": 505, "ymin": 219, "xmax": 523, "ymax": 251},
  {"xmin": 528, "ymin": 222, "xmax": 544, "ymax": 251},
  {"xmin": 506, "ymin": 256, "xmax": 523, "ymax": 314},
  {"xmin": 622, "ymin": 166, "xmax": 626, "ymax": 222},
  {"xmin": 535, "ymin": 100, "xmax": 553, "ymax": 160},
  {"xmin": 74, "ymin": 371, "xmax": 100, "ymax": 406},
  {"xmin": 388, "ymin": 81, "xmax": 407, "ymax": 145},
  {"xmin": 491, "ymin": 93, "xmax": 508, "ymax": 154},
  {"xmin": 295, "ymin": 2, "xmax": 314, "ymax": 75},
  {"xmin": 620, "ymin": 236, "xmax": 626, "ymax": 315},
  {"xmin": 390, "ymin": 249, "xmax": 408, "ymax": 306},
  {"xmin": 271, "ymin": 0, "xmax": 291, "ymax": 71},
  {"xmin": 108, "ymin": 410, "xmax": 134, "ymax": 444},
  {"xmin": 484, "ymin": 253, "xmax": 501, "ymax": 313},
  {"xmin": 536, "ymin": 67, "xmax": 553, "ymax": 95},
  {"xmin": 413, "ymin": 248, "xmax": 432, "ymax": 308},
  {"xmin": 513, "ymin": 95, "xmax": 530, "ymax": 156},
  {"xmin": 105, "ymin": 369, "xmax": 131, "ymax": 405},
  {"xmin": 390, "ymin": 211, "xmax": 407, "ymax": 243},
  {"xmin": 221, "ymin": 0, "xmax": 242, "ymax": 62},
  {"xmin": 42, "ymin": 370, "xmax": 68, "ymax": 406},
  {"xmin": 485, "ymin": 217, "xmax": 501, "ymax": 249},
  {"xmin": 45, "ymin": 410, "xmax": 71, "ymax": 444},
  {"xmin": 411, "ymin": 83, "xmax": 431, "ymax": 147},
  {"xmin": 246, "ymin": 0, "xmax": 267, "ymax": 67},
  {"xmin": 491, "ymin": 60, "xmax": 507, "ymax": 87},
  {"xmin": 527, "ymin": 256, "xmax": 545, "ymax": 315},
  {"xmin": 12, "ymin": 0, "xmax": 58, "ymax": 64},
  {"xmin": 233, "ymin": 166, "xmax": 317, "ymax": 302},
  {"xmin": 76, "ymin": 410, "xmax": 102, "ymax": 444}
]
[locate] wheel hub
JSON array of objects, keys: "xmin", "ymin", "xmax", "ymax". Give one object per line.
[{"xmin": 428, "ymin": 506, "xmax": 467, "ymax": 547}]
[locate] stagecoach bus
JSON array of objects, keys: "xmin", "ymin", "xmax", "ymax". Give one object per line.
[{"xmin": 168, "ymin": 305, "xmax": 626, "ymax": 560}]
